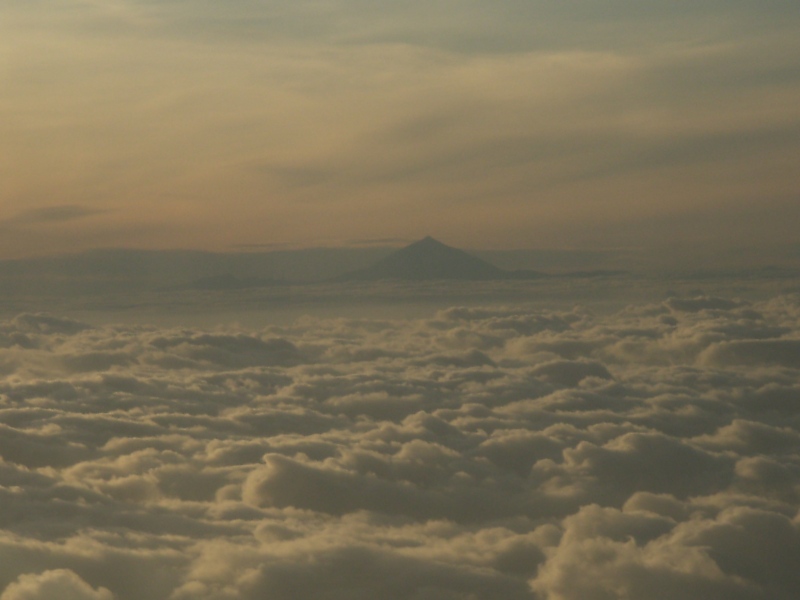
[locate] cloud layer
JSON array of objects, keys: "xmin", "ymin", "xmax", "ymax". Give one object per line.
[{"xmin": 1, "ymin": 294, "xmax": 798, "ymax": 598}]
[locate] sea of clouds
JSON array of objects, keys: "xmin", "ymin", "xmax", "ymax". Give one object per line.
[{"xmin": 0, "ymin": 293, "xmax": 799, "ymax": 599}]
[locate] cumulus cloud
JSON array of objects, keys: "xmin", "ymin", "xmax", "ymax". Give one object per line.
[
  {"xmin": 0, "ymin": 570, "xmax": 113, "ymax": 600},
  {"xmin": 0, "ymin": 294, "xmax": 798, "ymax": 598}
]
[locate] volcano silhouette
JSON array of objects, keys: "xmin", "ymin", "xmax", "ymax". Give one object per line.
[{"xmin": 338, "ymin": 237, "xmax": 509, "ymax": 281}]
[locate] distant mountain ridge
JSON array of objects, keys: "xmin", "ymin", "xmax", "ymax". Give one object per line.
[
  {"xmin": 0, "ymin": 239, "xmax": 633, "ymax": 299},
  {"xmin": 0, "ymin": 246, "xmax": 394, "ymax": 295},
  {"xmin": 337, "ymin": 236, "xmax": 545, "ymax": 281},
  {"xmin": 173, "ymin": 273, "xmax": 287, "ymax": 291}
]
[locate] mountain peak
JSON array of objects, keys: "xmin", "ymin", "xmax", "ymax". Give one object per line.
[
  {"xmin": 405, "ymin": 236, "xmax": 448, "ymax": 250},
  {"xmin": 338, "ymin": 237, "xmax": 506, "ymax": 281},
  {"xmin": 400, "ymin": 235, "xmax": 446, "ymax": 249}
]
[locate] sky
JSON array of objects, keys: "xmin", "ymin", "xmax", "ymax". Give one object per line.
[
  {"xmin": 1, "ymin": 295, "xmax": 800, "ymax": 599},
  {"xmin": 2, "ymin": 0, "xmax": 800, "ymax": 263}
]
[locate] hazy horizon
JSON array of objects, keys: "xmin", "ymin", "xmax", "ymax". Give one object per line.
[{"xmin": 0, "ymin": 236, "xmax": 798, "ymax": 277}]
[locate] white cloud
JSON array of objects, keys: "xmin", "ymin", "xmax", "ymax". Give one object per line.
[
  {"xmin": 0, "ymin": 570, "xmax": 113, "ymax": 600},
  {"xmin": 0, "ymin": 293, "xmax": 798, "ymax": 598}
]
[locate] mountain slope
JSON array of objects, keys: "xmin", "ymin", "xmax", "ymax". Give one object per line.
[{"xmin": 338, "ymin": 237, "xmax": 511, "ymax": 281}]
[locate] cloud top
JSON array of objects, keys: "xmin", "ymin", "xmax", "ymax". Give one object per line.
[{"xmin": 0, "ymin": 292, "xmax": 798, "ymax": 598}]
